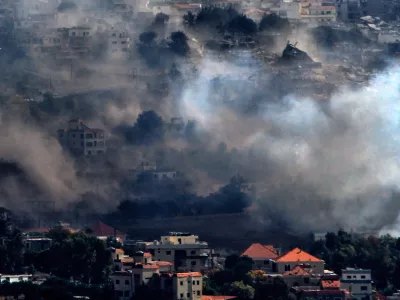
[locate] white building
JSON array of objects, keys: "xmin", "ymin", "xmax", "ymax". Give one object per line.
[
  {"xmin": 0, "ymin": 274, "xmax": 32, "ymax": 283},
  {"xmin": 146, "ymin": 232, "xmax": 209, "ymax": 272},
  {"xmin": 109, "ymin": 29, "xmax": 130, "ymax": 57},
  {"xmin": 173, "ymin": 272, "xmax": 203, "ymax": 300},
  {"xmin": 340, "ymin": 268, "xmax": 373, "ymax": 300}
]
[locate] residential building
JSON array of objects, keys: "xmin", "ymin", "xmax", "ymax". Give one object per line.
[
  {"xmin": 25, "ymin": 237, "xmax": 52, "ymax": 251},
  {"xmin": 146, "ymin": 232, "xmax": 209, "ymax": 272},
  {"xmin": 300, "ymin": 1, "xmax": 337, "ymax": 25},
  {"xmin": 201, "ymin": 297, "xmax": 236, "ymax": 300},
  {"xmin": 173, "ymin": 272, "xmax": 203, "ymax": 300},
  {"xmin": 110, "ymin": 271, "xmax": 134, "ymax": 300},
  {"xmin": 57, "ymin": 119, "xmax": 106, "ymax": 156},
  {"xmin": 313, "ymin": 232, "xmax": 327, "ymax": 241},
  {"xmin": 282, "ymin": 265, "xmax": 321, "ymax": 287},
  {"xmin": 88, "ymin": 221, "xmax": 127, "ymax": 240},
  {"xmin": 340, "ymin": 268, "xmax": 373, "ymax": 300},
  {"xmin": 0, "ymin": 274, "xmax": 32, "ymax": 283},
  {"xmin": 241, "ymin": 243, "xmax": 280, "ymax": 272},
  {"xmin": 289, "ymin": 286, "xmax": 353, "ymax": 300},
  {"xmin": 109, "ymin": 29, "xmax": 130, "ymax": 58},
  {"xmin": 273, "ymin": 248, "xmax": 325, "ymax": 274},
  {"xmin": 128, "ymin": 162, "xmax": 180, "ymax": 181}
]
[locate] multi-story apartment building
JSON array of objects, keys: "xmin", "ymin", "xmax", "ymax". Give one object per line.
[
  {"xmin": 146, "ymin": 233, "xmax": 209, "ymax": 272},
  {"xmin": 172, "ymin": 272, "xmax": 202, "ymax": 300},
  {"xmin": 109, "ymin": 29, "xmax": 130, "ymax": 57},
  {"xmin": 57, "ymin": 119, "xmax": 106, "ymax": 156},
  {"xmin": 300, "ymin": 0, "xmax": 337, "ymax": 25},
  {"xmin": 340, "ymin": 268, "xmax": 373, "ymax": 300}
]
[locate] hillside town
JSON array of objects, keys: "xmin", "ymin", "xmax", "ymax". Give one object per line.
[{"xmin": 1, "ymin": 0, "xmax": 400, "ymax": 298}]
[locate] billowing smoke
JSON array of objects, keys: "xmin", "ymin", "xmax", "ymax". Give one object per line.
[{"xmin": 178, "ymin": 56, "xmax": 400, "ymax": 232}]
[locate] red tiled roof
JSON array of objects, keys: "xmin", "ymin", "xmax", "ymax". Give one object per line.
[
  {"xmin": 321, "ymin": 279, "xmax": 340, "ymax": 289},
  {"xmin": 276, "ymin": 248, "xmax": 322, "ymax": 263},
  {"xmin": 283, "ymin": 265, "xmax": 311, "ymax": 276},
  {"xmin": 302, "ymin": 289, "xmax": 349, "ymax": 296},
  {"xmin": 144, "ymin": 252, "xmax": 152, "ymax": 257},
  {"xmin": 89, "ymin": 221, "xmax": 126, "ymax": 237},
  {"xmin": 173, "ymin": 3, "xmax": 201, "ymax": 9},
  {"xmin": 202, "ymin": 297, "xmax": 237, "ymax": 300},
  {"xmin": 310, "ymin": 6, "xmax": 336, "ymax": 10},
  {"xmin": 122, "ymin": 257, "xmax": 134, "ymax": 263},
  {"xmin": 115, "ymin": 248, "xmax": 124, "ymax": 254},
  {"xmin": 154, "ymin": 261, "xmax": 173, "ymax": 266},
  {"xmin": 176, "ymin": 272, "xmax": 202, "ymax": 278},
  {"xmin": 244, "ymin": 8, "xmax": 270, "ymax": 15},
  {"xmin": 242, "ymin": 243, "xmax": 279, "ymax": 260}
]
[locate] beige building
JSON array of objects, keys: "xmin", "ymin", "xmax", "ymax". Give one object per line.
[
  {"xmin": 146, "ymin": 233, "xmax": 209, "ymax": 272},
  {"xmin": 173, "ymin": 272, "xmax": 202, "ymax": 300},
  {"xmin": 300, "ymin": 1, "xmax": 337, "ymax": 25},
  {"xmin": 109, "ymin": 29, "xmax": 130, "ymax": 58},
  {"xmin": 110, "ymin": 271, "xmax": 134, "ymax": 300},
  {"xmin": 273, "ymin": 248, "xmax": 324, "ymax": 274},
  {"xmin": 57, "ymin": 119, "xmax": 106, "ymax": 156}
]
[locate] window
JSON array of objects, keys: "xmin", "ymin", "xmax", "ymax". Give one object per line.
[
  {"xmin": 125, "ymin": 280, "xmax": 129, "ymax": 285},
  {"xmin": 347, "ymin": 275, "xmax": 351, "ymax": 279},
  {"xmin": 86, "ymin": 133, "xmax": 93, "ymax": 138},
  {"xmin": 178, "ymin": 238, "xmax": 182, "ymax": 244},
  {"xmin": 361, "ymin": 275, "xmax": 366, "ymax": 279},
  {"xmin": 197, "ymin": 280, "xmax": 200, "ymax": 285},
  {"xmin": 180, "ymin": 281, "xmax": 183, "ymax": 286},
  {"xmin": 353, "ymin": 275, "xmax": 356, "ymax": 278},
  {"xmin": 112, "ymin": 41, "xmax": 117, "ymax": 44},
  {"xmin": 361, "ymin": 286, "xmax": 368, "ymax": 291},
  {"xmin": 121, "ymin": 41, "xmax": 126, "ymax": 44},
  {"xmin": 115, "ymin": 279, "xmax": 120, "ymax": 284},
  {"xmin": 327, "ymin": 10, "xmax": 331, "ymax": 14},
  {"xmin": 166, "ymin": 251, "xmax": 171, "ymax": 255},
  {"xmin": 180, "ymin": 293, "xmax": 184, "ymax": 299},
  {"xmin": 80, "ymin": 134, "xmax": 84, "ymax": 138},
  {"xmin": 191, "ymin": 250, "xmax": 196, "ymax": 255},
  {"xmin": 112, "ymin": 33, "xmax": 116, "ymax": 37},
  {"xmin": 192, "ymin": 280, "xmax": 195, "ymax": 285},
  {"xmin": 197, "ymin": 291, "xmax": 201, "ymax": 296},
  {"xmin": 86, "ymin": 142, "xmax": 93, "ymax": 147},
  {"xmin": 187, "ymin": 293, "xmax": 190, "ymax": 298},
  {"xmin": 191, "ymin": 261, "xmax": 197, "ymax": 266},
  {"xmin": 284, "ymin": 264, "xmax": 291, "ymax": 271},
  {"xmin": 264, "ymin": 260, "xmax": 269, "ymax": 265},
  {"xmin": 72, "ymin": 32, "xmax": 76, "ymax": 36}
]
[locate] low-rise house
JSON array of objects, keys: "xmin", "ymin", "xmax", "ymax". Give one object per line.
[
  {"xmin": 273, "ymin": 248, "xmax": 324, "ymax": 274},
  {"xmin": 25, "ymin": 237, "xmax": 52, "ymax": 251},
  {"xmin": 241, "ymin": 243, "xmax": 280, "ymax": 272},
  {"xmin": 289, "ymin": 286, "xmax": 353, "ymax": 300},
  {"xmin": 0, "ymin": 274, "xmax": 32, "ymax": 283},
  {"xmin": 110, "ymin": 271, "xmax": 134, "ymax": 300},
  {"xmin": 282, "ymin": 265, "xmax": 320, "ymax": 288},
  {"xmin": 88, "ymin": 221, "xmax": 127, "ymax": 241},
  {"xmin": 340, "ymin": 268, "xmax": 373, "ymax": 300}
]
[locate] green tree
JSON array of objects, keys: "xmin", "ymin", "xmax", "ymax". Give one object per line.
[
  {"xmin": 227, "ymin": 14, "xmax": 257, "ymax": 35},
  {"xmin": 168, "ymin": 31, "xmax": 190, "ymax": 56},
  {"xmin": 230, "ymin": 281, "xmax": 255, "ymax": 300},
  {"xmin": 139, "ymin": 31, "xmax": 157, "ymax": 45},
  {"xmin": 259, "ymin": 13, "xmax": 291, "ymax": 36}
]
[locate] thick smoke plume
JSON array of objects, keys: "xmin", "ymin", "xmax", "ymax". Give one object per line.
[{"xmin": 179, "ymin": 57, "xmax": 400, "ymax": 232}]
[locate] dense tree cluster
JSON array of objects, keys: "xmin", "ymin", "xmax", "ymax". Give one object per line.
[
  {"xmin": 137, "ymin": 30, "xmax": 190, "ymax": 67},
  {"xmin": 116, "ymin": 175, "xmax": 253, "ymax": 219},
  {"xmin": 0, "ymin": 278, "xmax": 115, "ymax": 300},
  {"xmin": 259, "ymin": 14, "xmax": 292, "ymax": 37},
  {"xmin": 204, "ymin": 255, "xmax": 288, "ymax": 299},
  {"xmin": 309, "ymin": 230, "xmax": 400, "ymax": 293},
  {"xmin": 24, "ymin": 226, "xmax": 112, "ymax": 284}
]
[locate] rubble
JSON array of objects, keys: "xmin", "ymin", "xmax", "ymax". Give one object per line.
[{"xmin": 279, "ymin": 41, "xmax": 322, "ymax": 68}]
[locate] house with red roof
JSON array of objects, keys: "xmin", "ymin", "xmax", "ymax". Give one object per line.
[
  {"xmin": 241, "ymin": 243, "xmax": 280, "ymax": 272},
  {"xmin": 89, "ymin": 221, "xmax": 127, "ymax": 241},
  {"xmin": 281, "ymin": 265, "xmax": 322, "ymax": 287},
  {"xmin": 274, "ymin": 248, "xmax": 324, "ymax": 274}
]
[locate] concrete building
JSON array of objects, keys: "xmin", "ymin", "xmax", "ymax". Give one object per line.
[
  {"xmin": 110, "ymin": 271, "xmax": 134, "ymax": 300},
  {"xmin": 173, "ymin": 272, "xmax": 203, "ymax": 300},
  {"xmin": 25, "ymin": 237, "xmax": 52, "ymax": 251},
  {"xmin": 128, "ymin": 162, "xmax": 179, "ymax": 181},
  {"xmin": 273, "ymin": 248, "xmax": 325, "ymax": 274},
  {"xmin": 340, "ymin": 268, "xmax": 373, "ymax": 300},
  {"xmin": 109, "ymin": 29, "xmax": 130, "ymax": 58},
  {"xmin": 57, "ymin": 119, "xmax": 106, "ymax": 156},
  {"xmin": 289, "ymin": 286, "xmax": 353, "ymax": 300},
  {"xmin": 0, "ymin": 274, "xmax": 32, "ymax": 283},
  {"xmin": 146, "ymin": 233, "xmax": 209, "ymax": 272},
  {"xmin": 300, "ymin": 1, "xmax": 337, "ymax": 25},
  {"xmin": 241, "ymin": 243, "xmax": 280, "ymax": 272}
]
